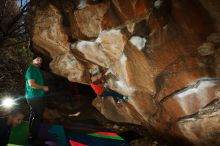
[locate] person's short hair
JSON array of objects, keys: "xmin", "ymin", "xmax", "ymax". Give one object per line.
[
  {"xmin": 33, "ymin": 54, "xmax": 42, "ymax": 60},
  {"xmin": 9, "ymin": 108, "xmax": 25, "ymax": 117}
]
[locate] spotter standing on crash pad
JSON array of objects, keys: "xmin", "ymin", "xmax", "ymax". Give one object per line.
[{"xmin": 25, "ymin": 55, "xmax": 49, "ymax": 144}]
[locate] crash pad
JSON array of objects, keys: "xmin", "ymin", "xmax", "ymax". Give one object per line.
[
  {"xmin": 39, "ymin": 124, "xmax": 68, "ymax": 146},
  {"xmin": 69, "ymin": 140, "xmax": 88, "ymax": 146},
  {"xmin": 65, "ymin": 123, "xmax": 128, "ymax": 146}
]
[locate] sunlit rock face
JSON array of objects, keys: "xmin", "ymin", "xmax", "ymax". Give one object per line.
[
  {"xmin": 31, "ymin": 4, "xmax": 69, "ymax": 56},
  {"xmin": 178, "ymin": 100, "xmax": 220, "ymax": 146},
  {"xmin": 70, "ymin": 2, "xmax": 109, "ymax": 38},
  {"xmin": 50, "ymin": 52, "xmax": 87, "ymax": 83},
  {"xmin": 31, "ymin": 0, "xmax": 220, "ymax": 145}
]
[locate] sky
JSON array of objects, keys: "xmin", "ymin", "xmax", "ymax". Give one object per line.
[{"xmin": 18, "ymin": 0, "xmax": 30, "ymax": 8}]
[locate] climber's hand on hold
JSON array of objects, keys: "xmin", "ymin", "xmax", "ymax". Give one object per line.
[{"xmin": 105, "ymin": 69, "xmax": 113, "ymax": 76}]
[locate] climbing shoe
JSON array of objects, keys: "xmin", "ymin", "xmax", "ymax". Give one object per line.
[
  {"xmin": 117, "ymin": 99, "xmax": 123, "ymax": 104},
  {"xmin": 123, "ymin": 96, "xmax": 129, "ymax": 101}
]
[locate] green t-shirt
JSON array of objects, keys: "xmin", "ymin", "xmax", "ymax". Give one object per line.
[{"xmin": 25, "ymin": 64, "xmax": 45, "ymax": 98}]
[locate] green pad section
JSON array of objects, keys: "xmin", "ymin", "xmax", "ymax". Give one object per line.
[
  {"xmin": 8, "ymin": 121, "xmax": 29, "ymax": 145},
  {"xmin": 88, "ymin": 133, "xmax": 124, "ymax": 141}
]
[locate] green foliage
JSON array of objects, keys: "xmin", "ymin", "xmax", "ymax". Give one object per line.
[{"xmin": 16, "ymin": 45, "xmax": 33, "ymax": 67}]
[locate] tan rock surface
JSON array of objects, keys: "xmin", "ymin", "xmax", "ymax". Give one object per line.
[
  {"xmin": 30, "ymin": 0, "xmax": 220, "ymax": 145},
  {"xmin": 71, "ymin": 3, "xmax": 109, "ymax": 38},
  {"xmin": 32, "ymin": 5, "xmax": 69, "ymax": 56},
  {"xmin": 50, "ymin": 52, "xmax": 87, "ymax": 83}
]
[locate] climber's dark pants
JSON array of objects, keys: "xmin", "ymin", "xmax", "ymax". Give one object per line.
[
  {"xmin": 101, "ymin": 90, "xmax": 124, "ymax": 103},
  {"xmin": 26, "ymin": 97, "xmax": 44, "ymax": 140}
]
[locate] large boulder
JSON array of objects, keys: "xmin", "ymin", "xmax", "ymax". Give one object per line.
[{"xmin": 30, "ymin": 0, "xmax": 220, "ymax": 145}]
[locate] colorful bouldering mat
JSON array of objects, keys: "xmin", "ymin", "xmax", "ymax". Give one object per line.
[
  {"xmin": 65, "ymin": 123, "xmax": 129, "ymax": 146},
  {"xmin": 8, "ymin": 122, "xmax": 128, "ymax": 146},
  {"xmin": 39, "ymin": 124, "xmax": 68, "ymax": 146}
]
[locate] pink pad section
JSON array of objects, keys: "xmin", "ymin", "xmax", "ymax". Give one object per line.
[
  {"xmin": 95, "ymin": 131, "xmax": 119, "ymax": 137},
  {"xmin": 69, "ymin": 140, "xmax": 88, "ymax": 146}
]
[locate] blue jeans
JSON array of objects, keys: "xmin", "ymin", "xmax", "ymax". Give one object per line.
[{"xmin": 101, "ymin": 90, "xmax": 124, "ymax": 103}]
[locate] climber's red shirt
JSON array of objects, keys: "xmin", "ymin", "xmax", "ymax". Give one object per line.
[{"xmin": 90, "ymin": 82, "xmax": 104, "ymax": 95}]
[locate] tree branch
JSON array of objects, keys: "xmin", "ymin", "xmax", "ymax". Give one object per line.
[
  {"xmin": 8, "ymin": 23, "xmax": 25, "ymax": 36},
  {"xmin": 20, "ymin": 0, "xmax": 23, "ymax": 10},
  {"xmin": 5, "ymin": 2, "xmax": 29, "ymax": 35}
]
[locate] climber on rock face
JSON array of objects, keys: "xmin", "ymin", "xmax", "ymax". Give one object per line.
[
  {"xmin": 90, "ymin": 70, "xmax": 128, "ymax": 104},
  {"xmin": 25, "ymin": 55, "xmax": 49, "ymax": 144}
]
